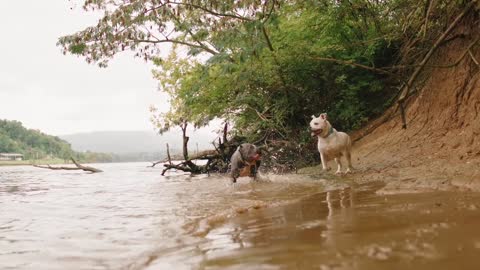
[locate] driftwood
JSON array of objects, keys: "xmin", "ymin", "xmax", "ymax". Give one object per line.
[
  {"xmin": 188, "ymin": 149, "xmax": 221, "ymax": 160},
  {"xmin": 397, "ymin": 0, "xmax": 478, "ymax": 129},
  {"xmin": 148, "ymin": 160, "xmax": 164, "ymax": 168},
  {"xmin": 160, "ymin": 121, "xmax": 205, "ymax": 175},
  {"xmin": 156, "ymin": 122, "xmax": 240, "ymax": 176},
  {"xmin": 33, "ymin": 158, "xmax": 102, "ymax": 173}
]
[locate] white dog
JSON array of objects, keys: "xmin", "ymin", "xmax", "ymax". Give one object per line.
[{"xmin": 310, "ymin": 113, "xmax": 353, "ymax": 174}]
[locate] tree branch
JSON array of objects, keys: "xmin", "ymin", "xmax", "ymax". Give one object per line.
[
  {"xmin": 312, "ymin": 57, "xmax": 395, "ymax": 75},
  {"xmin": 168, "ymin": 1, "xmax": 253, "ymax": 22},
  {"xmin": 70, "ymin": 158, "xmax": 103, "ymax": 173},
  {"xmin": 468, "ymin": 49, "xmax": 479, "ymax": 66},
  {"xmin": 166, "ymin": 8, "xmax": 221, "ymax": 55},
  {"xmin": 131, "ymin": 38, "xmax": 219, "ymax": 55},
  {"xmin": 261, "ymin": 25, "xmax": 275, "ymax": 52},
  {"xmin": 384, "ymin": 38, "xmax": 480, "ymax": 70}
]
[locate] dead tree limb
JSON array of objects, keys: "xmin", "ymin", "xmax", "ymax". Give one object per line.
[
  {"xmin": 421, "ymin": 0, "xmax": 435, "ymax": 39},
  {"xmin": 33, "ymin": 164, "xmax": 80, "ymax": 170},
  {"xmin": 468, "ymin": 49, "xmax": 479, "ymax": 66},
  {"xmin": 222, "ymin": 122, "xmax": 228, "ymax": 145},
  {"xmin": 70, "ymin": 158, "xmax": 103, "ymax": 173},
  {"xmin": 188, "ymin": 149, "xmax": 220, "ymax": 160},
  {"xmin": 381, "ymin": 39, "xmax": 479, "ymax": 70},
  {"xmin": 160, "ymin": 121, "xmax": 239, "ymax": 175},
  {"xmin": 161, "ymin": 122, "xmax": 202, "ymax": 175},
  {"xmin": 148, "ymin": 160, "xmax": 164, "ymax": 168},
  {"xmin": 180, "ymin": 121, "xmax": 190, "ymax": 161},
  {"xmin": 397, "ymin": 0, "xmax": 478, "ymax": 129},
  {"xmin": 161, "ymin": 161, "xmax": 197, "ymax": 175},
  {"xmin": 161, "ymin": 143, "xmax": 177, "ymax": 175},
  {"xmin": 148, "ymin": 143, "xmax": 175, "ymax": 168},
  {"xmin": 33, "ymin": 158, "xmax": 102, "ymax": 173},
  {"xmin": 166, "ymin": 143, "xmax": 173, "ymax": 165}
]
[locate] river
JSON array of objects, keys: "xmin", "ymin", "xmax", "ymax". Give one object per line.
[{"xmin": 1, "ymin": 162, "xmax": 480, "ymax": 269}]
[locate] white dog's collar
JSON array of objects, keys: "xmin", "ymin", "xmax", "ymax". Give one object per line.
[{"xmin": 321, "ymin": 126, "xmax": 334, "ymax": 138}]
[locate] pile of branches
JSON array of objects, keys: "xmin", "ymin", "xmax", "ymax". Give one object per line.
[{"xmin": 150, "ymin": 122, "xmax": 243, "ymax": 175}]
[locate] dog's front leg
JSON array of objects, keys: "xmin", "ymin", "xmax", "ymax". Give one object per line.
[
  {"xmin": 250, "ymin": 160, "xmax": 261, "ymax": 180},
  {"xmin": 231, "ymin": 168, "xmax": 240, "ymax": 183},
  {"xmin": 320, "ymin": 152, "xmax": 330, "ymax": 171}
]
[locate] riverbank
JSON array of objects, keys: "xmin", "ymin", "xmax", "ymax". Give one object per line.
[{"xmin": 298, "ymin": 154, "xmax": 480, "ymax": 195}]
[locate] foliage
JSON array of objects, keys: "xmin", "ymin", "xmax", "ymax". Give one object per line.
[
  {"xmin": 149, "ymin": 0, "xmax": 400, "ymax": 136},
  {"xmin": 59, "ymin": 0, "xmax": 477, "ymax": 161}
]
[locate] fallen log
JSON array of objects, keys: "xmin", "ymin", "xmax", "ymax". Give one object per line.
[
  {"xmin": 187, "ymin": 149, "xmax": 221, "ymax": 161},
  {"xmin": 33, "ymin": 158, "xmax": 102, "ymax": 173}
]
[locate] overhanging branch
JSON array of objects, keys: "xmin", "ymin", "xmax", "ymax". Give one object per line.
[{"xmin": 131, "ymin": 38, "xmax": 219, "ymax": 55}]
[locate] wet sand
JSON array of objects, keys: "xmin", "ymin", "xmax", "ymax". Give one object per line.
[{"xmin": 197, "ymin": 182, "xmax": 480, "ymax": 270}]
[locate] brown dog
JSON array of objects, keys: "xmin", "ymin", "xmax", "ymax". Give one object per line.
[{"xmin": 230, "ymin": 143, "xmax": 261, "ymax": 183}]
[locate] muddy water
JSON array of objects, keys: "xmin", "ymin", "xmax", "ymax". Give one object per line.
[{"xmin": 1, "ymin": 163, "xmax": 480, "ymax": 270}]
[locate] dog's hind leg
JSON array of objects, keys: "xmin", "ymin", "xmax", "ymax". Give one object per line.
[
  {"xmin": 334, "ymin": 157, "xmax": 342, "ymax": 175},
  {"xmin": 345, "ymin": 149, "xmax": 353, "ymax": 173}
]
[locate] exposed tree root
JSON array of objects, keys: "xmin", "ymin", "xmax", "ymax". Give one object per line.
[{"xmin": 397, "ymin": 0, "xmax": 478, "ymax": 129}]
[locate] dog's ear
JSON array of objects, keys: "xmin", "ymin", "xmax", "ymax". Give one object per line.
[
  {"xmin": 311, "ymin": 115, "xmax": 317, "ymax": 119},
  {"xmin": 320, "ymin": 113, "xmax": 327, "ymax": 120}
]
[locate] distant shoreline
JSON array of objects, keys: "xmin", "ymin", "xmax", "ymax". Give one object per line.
[
  {"xmin": 0, "ymin": 159, "xmax": 69, "ymax": 167},
  {"xmin": 0, "ymin": 160, "xmax": 154, "ymax": 167}
]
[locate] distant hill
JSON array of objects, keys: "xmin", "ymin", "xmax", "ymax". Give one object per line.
[
  {"xmin": 0, "ymin": 119, "xmax": 74, "ymax": 159},
  {"xmin": 60, "ymin": 128, "xmax": 218, "ymax": 155},
  {"xmin": 0, "ymin": 119, "xmax": 219, "ymax": 163}
]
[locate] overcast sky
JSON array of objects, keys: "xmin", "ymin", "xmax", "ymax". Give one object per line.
[{"xmin": 0, "ymin": 1, "xmax": 172, "ymax": 136}]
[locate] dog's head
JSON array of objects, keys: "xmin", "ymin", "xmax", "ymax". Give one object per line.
[
  {"xmin": 309, "ymin": 113, "xmax": 331, "ymax": 137},
  {"xmin": 238, "ymin": 143, "xmax": 261, "ymax": 162}
]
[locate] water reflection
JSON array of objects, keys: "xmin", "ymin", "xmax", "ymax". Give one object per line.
[{"xmin": 199, "ymin": 183, "xmax": 480, "ymax": 270}]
